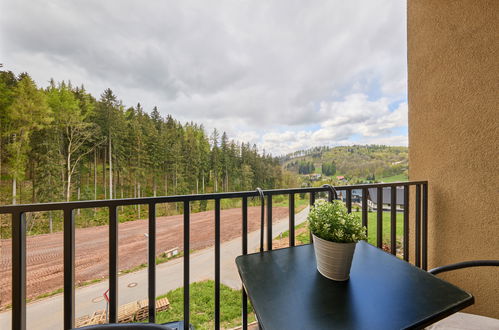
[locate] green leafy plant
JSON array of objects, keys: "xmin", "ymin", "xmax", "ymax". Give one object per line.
[{"xmin": 308, "ymin": 200, "xmax": 367, "ymax": 243}]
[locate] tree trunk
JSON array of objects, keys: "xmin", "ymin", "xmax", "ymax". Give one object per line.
[
  {"xmin": 153, "ymin": 174, "xmax": 157, "ymax": 197},
  {"xmin": 134, "ymin": 178, "xmax": 137, "ymax": 211},
  {"xmin": 77, "ymin": 185, "xmax": 81, "ymax": 215},
  {"xmin": 12, "ymin": 176, "xmax": 16, "ymax": 205},
  {"xmin": 164, "ymin": 173, "xmax": 168, "ymax": 195},
  {"xmin": 66, "ymin": 151, "xmax": 72, "ymax": 202},
  {"xmin": 137, "ymin": 181, "xmax": 141, "ymax": 218},
  {"xmin": 103, "ymin": 148, "xmax": 106, "ymax": 199},
  {"xmin": 31, "ymin": 161, "xmax": 36, "ymax": 203},
  {"xmin": 109, "ymin": 136, "xmax": 113, "ymax": 199},
  {"xmin": 94, "ymin": 149, "xmax": 97, "ymax": 199},
  {"xmin": 202, "ymin": 173, "xmax": 205, "ymax": 193},
  {"xmin": 174, "ymin": 168, "xmax": 178, "ymax": 194},
  {"xmin": 49, "ymin": 211, "xmax": 53, "ymax": 234}
]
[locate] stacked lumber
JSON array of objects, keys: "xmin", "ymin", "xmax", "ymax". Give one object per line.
[{"xmin": 135, "ymin": 298, "xmax": 170, "ymax": 321}]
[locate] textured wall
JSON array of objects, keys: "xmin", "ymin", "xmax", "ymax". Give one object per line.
[{"xmin": 408, "ymin": 0, "xmax": 499, "ymax": 318}]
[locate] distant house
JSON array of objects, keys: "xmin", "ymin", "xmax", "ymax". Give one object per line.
[
  {"xmin": 336, "ymin": 189, "xmax": 362, "ymax": 204},
  {"xmin": 367, "ymin": 187, "xmax": 405, "ymax": 211},
  {"xmin": 310, "ymin": 173, "xmax": 322, "ymax": 181},
  {"xmin": 336, "ymin": 176, "xmax": 347, "ymax": 182}
]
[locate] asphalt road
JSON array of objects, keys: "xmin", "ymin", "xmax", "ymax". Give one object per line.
[{"xmin": 0, "ymin": 207, "xmax": 309, "ymax": 330}]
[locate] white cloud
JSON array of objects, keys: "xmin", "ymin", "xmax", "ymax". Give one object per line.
[
  {"xmin": 0, "ymin": 0, "xmax": 407, "ymax": 154},
  {"xmin": 235, "ymin": 94, "xmax": 408, "ymax": 155}
]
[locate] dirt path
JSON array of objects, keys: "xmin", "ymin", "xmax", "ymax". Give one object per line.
[{"xmin": 0, "ymin": 206, "xmax": 289, "ymax": 308}]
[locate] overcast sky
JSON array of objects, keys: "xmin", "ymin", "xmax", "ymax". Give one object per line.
[{"xmin": 1, "ymin": 0, "xmax": 407, "ymax": 155}]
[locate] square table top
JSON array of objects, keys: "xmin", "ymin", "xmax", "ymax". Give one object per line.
[{"xmin": 236, "ymin": 242, "xmax": 473, "ymax": 330}]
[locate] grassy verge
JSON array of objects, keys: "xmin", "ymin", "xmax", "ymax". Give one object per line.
[
  {"xmin": 272, "ymin": 195, "xmax": 308, "ymax": 213},
  {"xmin": 156, "ymin": 280, "xmax": 255, "ymax": 330},
  {"xmin": 378, "ymin": 174, "xmax": 408, "ymax": 183},
  {"xmin": 276, "ymin": 211, "xmax": 405, "ymax": 247},
  {"xmin": 120, "ymin": 250, "xmax": 185, "ymax": 275}
]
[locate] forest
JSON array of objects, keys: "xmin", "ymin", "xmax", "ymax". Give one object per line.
[{"xmin": 0, "ymin": 70, "xmax": 295, "ymax": 235}]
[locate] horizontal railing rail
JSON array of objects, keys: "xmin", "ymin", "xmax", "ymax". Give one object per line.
[{"xmin": 0, "ymin": 181, "xmax": 428, "ymax": 330}]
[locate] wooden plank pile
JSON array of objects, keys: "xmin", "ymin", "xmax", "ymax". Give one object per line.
[{"xmin": 75, "ymin": 297, "xmax": 170, "ymax": 327}]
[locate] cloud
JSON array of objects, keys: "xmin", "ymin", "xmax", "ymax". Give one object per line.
[
  {"xmin": 235, "ymin": 94, "xmax": 408, "ymax": 155},
  {"xmin": 0, "ymin": 0, "xmax": 407, "ymax": 153}
]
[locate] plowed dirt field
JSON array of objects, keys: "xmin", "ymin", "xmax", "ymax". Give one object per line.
[{"xmin": 0, "ymin": 206, "xmax": 288, "ymax": 308}]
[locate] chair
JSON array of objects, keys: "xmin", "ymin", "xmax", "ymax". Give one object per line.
[{"xmin": 426, "ymin": 260, "xmax": 499, "ymax": 330}]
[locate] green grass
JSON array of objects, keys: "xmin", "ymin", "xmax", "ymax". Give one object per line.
[
  {"xmin": 379, "ymin": 173, "xmax": 408, "ymax": 183},
  {"xmin": 272, "ymin": 195, "xmax": 308, "ymax": 212},
  {"xmin": 155, "ymin": 281, "xmax": 255, "ymax": 330},
  {"xmin": 277, "ymin": 211, "xmax": 404, "ymax": 247}
]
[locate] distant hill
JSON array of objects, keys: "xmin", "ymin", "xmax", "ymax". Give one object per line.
[{"xmin": 280, "ymin": 145, "xmax": 408, "ymax": 182}]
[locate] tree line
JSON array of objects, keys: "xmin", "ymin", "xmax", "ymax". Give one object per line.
[{"xmin": 0, "ymin": 71, "xmax": 291, "ymax": 211}]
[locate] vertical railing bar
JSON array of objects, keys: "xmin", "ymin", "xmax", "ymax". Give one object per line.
[
  {"xmin": 422, "ymin": 183, "xmax": 428, "ymax": 270},
  {"xmin": 267, "ymin": 195, "xmax": 273, "ymax": 251},
  {"xmin": 415, "ymin": 185, "xmax": 422, "ymax": 268},
  {"xmin": 183, "ymin": 200, "xmax": 190, "ymax": 330},
  {"xmin": 242, "ymin": 197, "xmax": 248, "ymax": 255},
  {"xmin": 403, "ymin": 186, "xmax": 410, "ymax": 261},
  {"xmin": 309, "ymin": 192, "xmax": 315, "ymax": 242},
  {"xmin": 148, "ymin": 203, "xmax": 156, "ymax": 323},
  {"xmin": 241, "ymin": 197, "xmax": 248, "ymax": 330},
  {"xmin": 346, "ymin": 189, "xmax": 352, "ymax": 213},
  {"xmin": 390, "ymin": 186, "xmax": 397, "ymax": 255},
  {"xmin": 361, "ymin": 188, "xmax": 368, "ymax": 231},
  {"xmin": 109, "ymin": 205, "xmax": 118, "ymax": 323},
  {"xmin": 63, "ymin": 208, "xmax": 75, "ymax": 330},
  {"xmin": 289, "ymin": 193, "xmax": 295, "ymax": 247},
  {"xmin": 11, "ymin": 211, "xmax": 26, "ymax": 330},
  {"xmin": 376, "ymin": 187, "xmax": 383, "ymax": 249},
  {"xmin": 257, "ymin": 188, "xmax": 265, "ymax": 253},
  {"xmin": 327, "ymin": 189, "xmax": 333, "ymax": 202},
  {"xmin": 214, "ymin": 199, "xmax": 221, "ymax": 329}
]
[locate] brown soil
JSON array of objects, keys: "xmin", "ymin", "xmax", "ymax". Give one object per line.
[{"xmin": 0, "ymin": 206, "xmax": 289, "ymax": 308}]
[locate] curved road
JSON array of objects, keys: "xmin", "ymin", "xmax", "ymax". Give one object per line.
[{"xmin": 0, "ymin": 207, "xmax": 309, "ymax": 329}]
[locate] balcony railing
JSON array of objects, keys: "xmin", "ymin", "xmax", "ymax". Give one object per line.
[{"xmin": 0, "ymin": 181, "xmax": 428, "ymax": 330}]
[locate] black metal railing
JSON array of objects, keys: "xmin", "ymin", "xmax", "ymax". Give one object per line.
[{"xmin": 0, "ymin": 181, "xmax": 428, "ymax": 330}]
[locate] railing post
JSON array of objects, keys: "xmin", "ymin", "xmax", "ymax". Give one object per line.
[
  {"xmin": 148, "ymin": 203, "xmax": 156, "ymax": 323},
  {"xmin": 11, "ymin": 211, "xmax": 26, "ymax": 330},
  {"xmin": 267, "ymin": 195, "xmax": 273, "ymax": 251},
  {"xmin": 422, "ymin": 183, "xmax": 428, "ymax": 270},
  {"xmin": 361, "ymin": 188, "xmax": 368, "ymax": 231},
  {"xmin": 346, "ymin": 189, "xmax": 352, "ymax": 213},
  {"xmin": 376, "ymin": 187, "xmax": 383, "ymax": 249},
  {"xmin": 214, "ymin": 199, "xmax": 221, "ymax": 329},
  {"xmin": 309, "ymin": 192, "xmax": 315, "ymax": 242},
  {"xmin": 289, "ymin": 193, "xmax": 295, "ymax": 247},
  {"xmin": 415, "ymin": 185, "xmax": 422, "ymax": 268},
  {"xmin": 183, "ymin": 201, "xmax": 190, "ymax": 330},
  {"xmin": 241, "ymin": 197, "xmax": 248, "ymax": 330},
  {"xmin": 109, "ymin": 206, "xmax": 119, "ymax": 323},
  {"xmin": 63, "ymin": 208, "xmax": 75, "ymax": 330},
  {"xmin": 256, "ymin": 188, "xmax": 265, "ymax": 252},
  {"xmin": 390, "ymin": 187, "xmax": 397, "ymax": 255},
  {"xmin": 403, "ymin": 185, "xmax": 410, "ymax": 261}
]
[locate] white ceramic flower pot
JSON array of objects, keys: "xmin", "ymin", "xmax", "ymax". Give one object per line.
[{"xmin": 312, "ymin": 234, "xmax": 356, "ymax": 281}]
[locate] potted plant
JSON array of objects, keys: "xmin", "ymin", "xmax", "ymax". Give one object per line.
[{"xmin": 308, "ymin": 200, "xmax": 367, "ymax": 281}]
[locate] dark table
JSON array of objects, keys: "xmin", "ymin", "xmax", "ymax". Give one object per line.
[{"xmin": 236, "ymin": 242, "xmax": 473, "ymax": 330}]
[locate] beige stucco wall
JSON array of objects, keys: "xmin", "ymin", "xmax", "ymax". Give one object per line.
[{"xmin": 407, "ymin": 0, "xmax": 499, "ymax": 318}]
